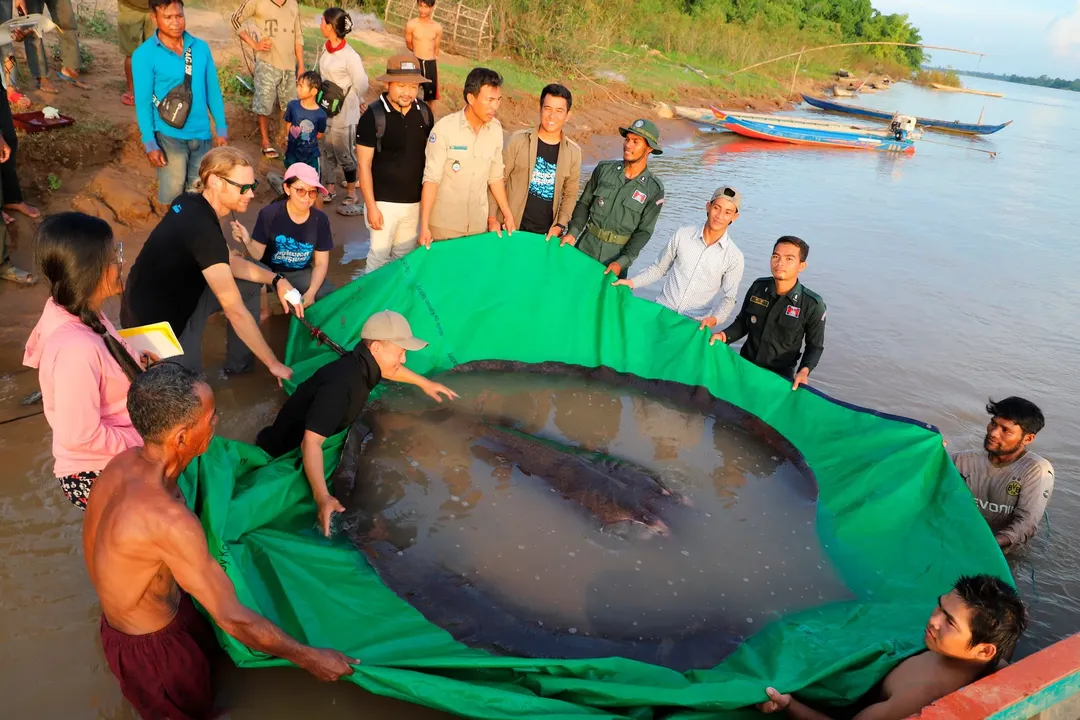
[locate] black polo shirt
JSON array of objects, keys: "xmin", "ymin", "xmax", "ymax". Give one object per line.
[
  {"xmin": 721, "ymin": 277, "xmax": 826, "ymax": 379},
  {"xmin": 256, "ymin": 343, "xmax": 383, "ymax": 458},
  {"xmin": 355, "ymin": 95, "xmax": 433, "ymax": 204},
  {"xmin": 122, "ymin": 193, "xmax": 228, "ymax": 333}
]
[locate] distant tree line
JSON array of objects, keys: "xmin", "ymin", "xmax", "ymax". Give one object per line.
[{"xmin": 935, "ymin": 68, "xmax": 1080, "ymax": 92}]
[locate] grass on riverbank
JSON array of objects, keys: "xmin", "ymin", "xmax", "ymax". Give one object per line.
[{"xmin": 914, "ymin": 68, "xmax": 961, "ymax": 88}]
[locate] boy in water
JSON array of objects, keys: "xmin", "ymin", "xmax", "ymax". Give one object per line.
[
  {"xmin": 283, "ymin": 71, "xmax": 328, "ymax": 173},
  {"xmin": 405, "ymin": 0, "xmax": 442, "ymax": 110},
  {"xmin": 758, "ymin": 574, "xmax": 1027, "ymax": 720}
]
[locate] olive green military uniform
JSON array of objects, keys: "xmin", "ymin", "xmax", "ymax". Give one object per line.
[
  {"xmin": 721, "ymin": 277, "xmax": 826, "ymax": 380},
  {"xmin": 564, "ymin": 119, "xmax": 665, "ymax": 276}
]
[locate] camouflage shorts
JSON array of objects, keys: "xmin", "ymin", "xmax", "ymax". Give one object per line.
[{"xmin": 252, "ymin": 61, "xmax": 298, "ymax": 117}]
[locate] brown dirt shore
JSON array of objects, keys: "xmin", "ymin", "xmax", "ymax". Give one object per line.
[{"xmin": 0, "ymin": 3, "xmax": 830, "ymax": 375}]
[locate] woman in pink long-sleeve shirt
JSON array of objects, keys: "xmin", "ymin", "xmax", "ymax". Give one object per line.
[{"xmin": 23, "ymin": 212, "xmax": 148, "ymax": 509}]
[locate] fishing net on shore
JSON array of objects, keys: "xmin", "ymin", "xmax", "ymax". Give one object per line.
[{"xmin": 178, "ymin": 232, "xmax": 1010, "ymax": 718}]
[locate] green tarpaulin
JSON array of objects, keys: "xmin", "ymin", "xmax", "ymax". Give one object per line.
[{"xmin": 179, "ymin": 232, "xmax": 1010, "ymax": 718}]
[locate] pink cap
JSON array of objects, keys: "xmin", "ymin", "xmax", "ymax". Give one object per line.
[{"xmin": 282, "ymin": 163, "xmax": 329, "ymax": 196}]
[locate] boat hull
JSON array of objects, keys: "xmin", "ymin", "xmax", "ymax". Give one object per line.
[
  {"xmin": 801, "ymin": 94, "xmax": 1012, "ymax": 135},
  {"xmin": 713, "ymin": 112, "xmax": 914, "ymax": 153}
]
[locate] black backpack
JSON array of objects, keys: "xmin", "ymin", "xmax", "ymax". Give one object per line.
[{"xmin": 371, "ymin": 99, "xmax": 433, "ymax": 152}]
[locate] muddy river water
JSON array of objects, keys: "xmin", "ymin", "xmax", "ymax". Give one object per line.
[{"xmin": 1, "ymin": 77, "xmax": 1077, "ymax": 716}]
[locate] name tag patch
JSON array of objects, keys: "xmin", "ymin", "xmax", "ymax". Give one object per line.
[
  {"xmin": 749, "ymin": 296, "xmax": 769, "ymax": 307},
  {"xmin": 451, "ymin": 145, "xmax": 468, "ymax": 151},
  {"xmin": 785, "ymin": 305, "xmax": 801, "ymax": 318},
  {"xmin": 632, "ymin": 190, "xmax": 647, "ymax": 204}
]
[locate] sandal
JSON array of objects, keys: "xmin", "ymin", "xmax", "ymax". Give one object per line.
[
  {"xmin": 55, "ymin": 71, "xmax": 91, "ymax": 90},
  {"xmin": 4, "ymin": 203, "xmax": 41, "ymax": 220},
  {"xmin": 121, "ymin": 91, "xmax": 135, "ymax": 106},
  {"xmin": 336, "ymin": 202, "xmax": 364, "ymax": 217},
  {"xmin": 262, "ymin": 147, "xmax": 280, "ymax": 159},
  {"xmin": 0, "ymin": 261, "xmax": 37, "ymax": 285}
]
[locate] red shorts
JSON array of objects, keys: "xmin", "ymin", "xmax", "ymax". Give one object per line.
[{"xmin": 100, "ymin": 593, "xmax": 220, "ymax": 720}]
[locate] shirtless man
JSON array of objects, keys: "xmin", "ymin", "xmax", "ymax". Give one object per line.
[
  {"xmin": 758, "ymin": 574, "xmax": 1027, "ymax": 720},
  {"xmin": 84, "ymin": 363, "xmax": 355, "ymax": 720},
  {"xmin": 405, "ymin": 0, "xmax": 442, "ymax": 109}
]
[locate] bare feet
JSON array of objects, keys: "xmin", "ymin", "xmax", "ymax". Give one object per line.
[
  {"xmin": 3, "ymin": 203, "xmax": 40, "ymax": 220},
  {"xmin": 36, "ymin": 77, "xmax": 57, "ymax": 94}
]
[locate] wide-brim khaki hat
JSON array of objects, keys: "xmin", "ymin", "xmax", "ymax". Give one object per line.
[
  {"xmin": 376, "ymin": 54, "xmax": 431, "ymax": 85},
  {"xmin": 360, "ymin": 310, "xmax": 429, "ymax": 351}
]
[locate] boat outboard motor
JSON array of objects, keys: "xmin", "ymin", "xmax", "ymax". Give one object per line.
[{"xmin": 890, "ymin": 115, "xmax": 917, "ymax": 140}]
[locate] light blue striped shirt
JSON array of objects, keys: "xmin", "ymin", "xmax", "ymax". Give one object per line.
[{"xmin": 629, "ymin": 224, "xmax": 744, "ymax": 324}]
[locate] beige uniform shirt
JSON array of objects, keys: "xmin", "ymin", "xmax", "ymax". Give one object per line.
[
  {"xmin": 951, "ymin": 449, "xmax": 1055, "ymax": 546},
  {"xmin": 230, "ymin": 0, "xmax": 303, "ymax": 73},
  {"xmin": 423, "ymin": 109, "xmax": 505, "ymax": 240}
]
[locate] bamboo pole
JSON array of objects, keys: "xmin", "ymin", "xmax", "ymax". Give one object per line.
[
  {"xmin": 453, "ymin": 2, "xmax": 463, "ymax": 55},
  {"xmin": 730, "ymin": 42, "xmax": 987, "ymax": 77},
  {"xmin": 790, "ymin": 48, "xmax": 804, "ymax": 95}
]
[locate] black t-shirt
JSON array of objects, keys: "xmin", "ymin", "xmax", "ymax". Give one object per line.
[
  {"xmin": 355, "ymin": 95, "xmax": 433, "ymax": 204},
  {"xmin": 253, "ymin": 201, "xmax": 334, "ymax": 273},
  {"xmin": 123, "ymin": 193, "xmax": 228, "ymax": 333},
  {"xmin": 255, "ymin": 343, "xmax": 383, "ymax": 458},
  {"xmin": 519, "ymin": 139, "xmax": 560, "ymax": 234}
]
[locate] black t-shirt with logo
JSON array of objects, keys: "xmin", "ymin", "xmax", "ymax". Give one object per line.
[
  {"xmin": 123, "ymin": 193, "xmax": 229, "ymax": 333},
  {"xmin": 519, "ymin": 139, "xmax": 560, "ymax": 234},
  {"xmin": 355, "ymin": 96, "xmax": 433, "ymax": 204}
]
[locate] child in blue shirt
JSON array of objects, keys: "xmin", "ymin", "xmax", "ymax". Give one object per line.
[{"xmin": 283, "ymin": 71, "xmax": 328, "ymax": 172}]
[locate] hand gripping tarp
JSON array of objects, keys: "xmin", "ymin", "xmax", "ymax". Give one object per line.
[{"xmin": 178, "ymin": 232, "xmax": 1010, "ymax": 718}]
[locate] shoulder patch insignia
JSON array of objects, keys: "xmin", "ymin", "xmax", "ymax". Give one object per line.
[
  {"xmin": 1006, "ymin": 480, "xmax": 1022, "ymax": 497},
  {"xmin": 821, "ymin": 310, "xmax": 826, "ymax": 321},
  {"xmin": 655, "ymin": 198, "xmax": 664, "ymax": 206},
  {"xmin": 429, "ymin": 132, "xmax": 437, "ymax": 143}
]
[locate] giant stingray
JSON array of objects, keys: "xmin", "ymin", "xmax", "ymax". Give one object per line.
[{"xmin": 330, "ymin": 361, "xmax": 853, "ymax": 672}]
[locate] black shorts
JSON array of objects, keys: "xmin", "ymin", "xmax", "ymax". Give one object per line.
[{"xmin": 419, "ymin": 58, "xmax": 439, "ymax": 101}]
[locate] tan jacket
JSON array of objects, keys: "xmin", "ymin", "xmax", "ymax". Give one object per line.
[{"xmin": 489, "ymin": 128, "xmax": 582, "ymax": 231}]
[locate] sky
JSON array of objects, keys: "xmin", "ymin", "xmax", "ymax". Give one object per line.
[{"xmin": 873, "ymin": 0, "xmax": 1080, "ymax": 78}]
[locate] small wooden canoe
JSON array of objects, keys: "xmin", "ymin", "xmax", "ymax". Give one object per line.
[
  {"xmin": 709, "ymin": 108, "xmax": 915, "ymax": 153},
  {"xmin": 802, "ymin": 94, "xmax": 1013, "ymax": 135},
  {"xmin": 931, "ymin": 83, "xmax": 1004, "ymax": 98}
]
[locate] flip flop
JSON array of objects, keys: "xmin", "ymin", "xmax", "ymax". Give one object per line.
[
  {"xmin": 262, "ymin": 147, "xmax": 280, "ymax": 159},
  {"xmin": 56, "ymin": 71, "xmax": 91, "ymax": 90},
  {"xmin": 4, "ymin": 203, "xmax": 41, "ymax": 219},
  {"xmin": 121, "ymin": 92, "xmax": 135, "ymax": 106}
]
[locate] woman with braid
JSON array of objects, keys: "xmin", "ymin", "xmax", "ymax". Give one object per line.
[{"xmin": 23, "ymin": 212, "xmax": 153, "ymax": 509}]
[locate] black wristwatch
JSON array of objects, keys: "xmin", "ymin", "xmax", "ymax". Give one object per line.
[
  {"xmin": 554, "ymin": 223, "xmax": 566, "ymax": 237},
  {"xmin": 271, "ymin": 273, "xmax": 285, "ymax": 290}
]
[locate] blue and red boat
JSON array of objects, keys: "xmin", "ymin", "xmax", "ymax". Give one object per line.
[
  {"xmin": 709, "ymin": 107, "xmax": 916, "ymax": 153},
  {"xmin": 802, "ymin": 94, "xmax": 1012, "ymax": 136}
]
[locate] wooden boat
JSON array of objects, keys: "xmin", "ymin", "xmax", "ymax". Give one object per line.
[
  {"xmin": 931, "ymin": 82, "xmax": 1005, "ymax": 98},
  {"xmin": 666, "ymin": 104, "xmax": 921, "ymax": 139},
  {"xmin": 709, "ymin": 108, "xmax": 915, "ymax": 153},
  {"xmin": 801, "ymin": 94, "xmax": 1013, "ymax": 135}
]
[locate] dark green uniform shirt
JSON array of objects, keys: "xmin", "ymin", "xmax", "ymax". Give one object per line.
[
  {"xmin": 565, "ymin": 160, "xmax": 665, "ymax": 275},
  {"xmin": 721, "ymin": 277, "xmax": 826, "ymax": 379}
]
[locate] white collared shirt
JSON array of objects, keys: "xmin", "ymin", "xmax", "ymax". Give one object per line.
[{"xmin": 629, "ymin": 224, "xmax": 745, "ymax": 323}]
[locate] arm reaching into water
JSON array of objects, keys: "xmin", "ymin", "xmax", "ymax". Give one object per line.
[
  {"xmin": 385, "ymin": 365, "xmax": 458, "ymax": 403},
  {"xmin": 157, "ymin": 504, "xmax": 357, "ymax": 678}
]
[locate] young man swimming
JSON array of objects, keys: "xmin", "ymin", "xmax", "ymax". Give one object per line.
[{"xmin": 758, "ymin": 574, "xmax": 1027, "ymax": 720}]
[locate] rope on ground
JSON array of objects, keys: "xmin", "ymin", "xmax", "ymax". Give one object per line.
[{"xmin": 0, "ymin": 409, "xmax": 44, "ymax": 426}]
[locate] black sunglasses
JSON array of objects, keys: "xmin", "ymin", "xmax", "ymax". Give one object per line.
[{"xmin": 218, "ymin": 175, "xmax": 259, "ymax": 195}]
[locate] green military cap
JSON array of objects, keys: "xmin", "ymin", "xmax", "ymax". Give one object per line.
[{"xmin": 619, "ymin": 118, "xmax": 663, "ymax": 155}]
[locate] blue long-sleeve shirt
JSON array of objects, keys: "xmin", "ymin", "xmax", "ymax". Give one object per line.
[{"xmin": 132, "ymin": 31, "xmax": 228, "ymax": 151}]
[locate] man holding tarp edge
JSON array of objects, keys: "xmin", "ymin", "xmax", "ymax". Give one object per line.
[
  {"xmin": 710, "ymin": 236, "xmax": 826, "ymax": 391},
  {"xmin": 560, "ymin": 118, "xmax": 666, "ymax": 279}
]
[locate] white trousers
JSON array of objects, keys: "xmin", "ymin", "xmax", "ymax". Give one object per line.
[{"xmin": 366, "ymin": 201, "xmax": 420, "ymax": 273}]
